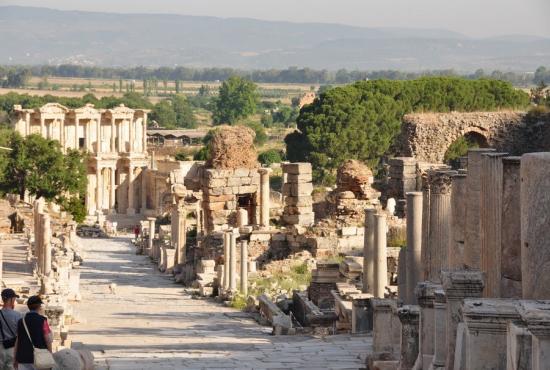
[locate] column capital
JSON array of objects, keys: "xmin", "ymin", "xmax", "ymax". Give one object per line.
[
  {"xmin": 396, "ymin": 304, "xmax": 420, "ymax": 324},
  {"xmin": 429, "ymin": 170, "xmax": 457, "ymax": 195},
  {"xmin": 414, "ymin": 282, "xmax": 440, "ymax": 308},
  {"xmin": 258, "ymin": 167, "xmax": 272, "ymax": 176}
]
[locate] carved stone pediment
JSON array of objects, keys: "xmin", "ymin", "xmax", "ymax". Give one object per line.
[{"xmin": 38, "ymin": 103, "xmax": 69, "ymax": 115}]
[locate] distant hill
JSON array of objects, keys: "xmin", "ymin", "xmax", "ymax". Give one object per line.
[{"xmin": 1, "ymin": 6, "xmax": 549, "ymax": 71}]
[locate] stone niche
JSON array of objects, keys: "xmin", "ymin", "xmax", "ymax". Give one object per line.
[{"xmin": 201, "ymin": 168, "xmax": 260, "ymax": 233}]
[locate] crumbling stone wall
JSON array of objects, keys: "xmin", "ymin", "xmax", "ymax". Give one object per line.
[
  {"xmin": 206, "ymin": 126, "xmax": 258, "ymax": 169},
  {"xmin": 398, "ymin": 111, "xmax": 528, "ymax": 163}
]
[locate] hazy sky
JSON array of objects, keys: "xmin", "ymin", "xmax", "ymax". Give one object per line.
[{"xmin": 2, "ymin": 0, "xmax": 550, "ymax": 38}]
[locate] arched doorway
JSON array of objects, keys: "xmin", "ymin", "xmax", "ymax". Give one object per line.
[{"xmin": 444, "ymin": 131, "xmax": 489, "ymax": 168}]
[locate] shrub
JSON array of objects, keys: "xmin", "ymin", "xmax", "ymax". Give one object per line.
[{"xmin": 258, "ymin": 149, "xmax": 284, "ymax": 166}]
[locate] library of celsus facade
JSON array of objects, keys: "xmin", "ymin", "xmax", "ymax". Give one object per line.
[{"xmin": 12, "ymin": 103, "xmax": 150, "ymax": 216}]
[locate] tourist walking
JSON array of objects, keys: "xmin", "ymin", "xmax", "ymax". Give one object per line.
[
  {"xmin": 13, "ymin": 296, "xmax": 53, "ymax": 370},
  {"xmin": 133, "ymin": 224, "xmax": 141, "ymax": 242},
  {"xmin": 0, "ymin": 289, "xmax": 21, "ymax": 370}
]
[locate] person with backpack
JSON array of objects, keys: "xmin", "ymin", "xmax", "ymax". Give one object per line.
[
  {"xmin": 0, "ymin": 289, "xmax": 21, "ymax": 370},
  {"xmin": 13, "ymin": 296, "xmax": 54, "ymax": 370}
]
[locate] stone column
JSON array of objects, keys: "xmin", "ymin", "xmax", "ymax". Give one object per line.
[
  {"xmin": 95, "ymin": 119, "xmax": 101, "ymax": 154},
  {"xmin": 95, "ymin": 166, "xmax": 102, "ymax": 213},
  {"xmin": 450, "ymin": 173, "xmax": 467, "ymax": 270},
  {"xmin": 60, "ymin": 120, "xmax": 65, "ymax": 151},
  {"xmin": 506, "ymin": 321, "xmax": 532, "ymax": 370},
  {"xmin": 520, "ymin": 153, "xmax": 550, "ymax": 299},
  {"xmin": 430, "ymin": 289, "xmax": 447, "ymax": 369},
  {"xmin": 237, "ymin": 208, "xmax": 248, "ymax": 227},
  {"xmin": 223, "ymin": 232, "xmax": 230, "ymax": 291},
  {"xmin": 127, "ymin": 166, "xmax": 135, "ymax": 215},
  {"xmin": 397, "ymin": 305, "xmax": 420, "ymax": 370},
  {"xmin": 258, "ymin": 168, "xmax": 271, "ymax": 228},
  {"xmin": 398, "ymin": 248, "xmax": 407, "ymax": 302},
  {"xmin": 464, "ymin": 148, "xmax": 495, "ymax": 269},
  {"xmin": 176, "ymin": 206, "xmax": 186, "ymax": 265},
  {"xmin": 140, "ymin": 167, "xmax": 147, "ymax": 213},
  {"xmin": 373, "ymin": 213, "xmax": 388, "ymax": 298},
  {"xmin": 129, "ymin": 119, "xmax": 135, "ymax": 153},
  {"xmin": 74, "ymin": 119, "xmax": 79, "ymax": 149},
  {"xmin": 500, "ymin": 157, "xmax": 522, "ymax": 298},
  {"xmin": 40, "ymin": 117, "xmax": 45, "ymax": 138},
  {"xmin": 240, "ymin": 240, "xmax": 248, "ymax": 295},
  {"xmin": 406, "ymin": 192, "xmax": 422, "ymax": 304},
  {"xmin": 426, "ymin": 170, "xmax": 454, "ymax": 283},
  {"xmin": 147, "ymin": 217, "xmax": 156, "ymax": 253},
  {"xmin": 85, "ymin": 120, "xmax": 91, "ymax": 151},
  {"xmin": 414, "ymin": 282, "xmax": 437, "ymax": 369},
  {"xmin": 363, "ymin": 208, "xmax": 377, "ymax": 294},
  {"xmin": 229, "ymin": 229, "xmax": 238, "ymax": 292},
  {"xmin": 110, "ymin": 118, "xmax": 116, "ymax": 152},
  {"xmin": 441, "ymin": 270, "xmax": 484, "ymax": 370},
  {"xmin": 142, "ymin": 115, "xmax": 148, "ymax": 153},
  {"xmin": 480, "ymin": 153, "xmax": 507, "ymax": 298},
  {"xmin": 110, "ymin": 167, "xmax": 116, "ymax": 211},
  {"xmin": 118, "ymin": 121, "xmax": 123, "ymax": 152},
  {"xmin": 421, "ymin": 175, "xmax": 431, "ymax": 281},
  {"xmin": 42, "ymin": 213, "xmax": 52, "ymax": 276}
]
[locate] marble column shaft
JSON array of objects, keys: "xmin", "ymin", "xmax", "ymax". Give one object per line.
[
  {"xmin": 229, "ymin": 229, "xmax": 238, "ymax": 292},
  {"xmin": 420, "ymin": 175, "xmax": 431, "ymax": 281},
  {"xmin": 176, "ymin": 207, "xmax": 187, "ymax": 265},
  {"xmin": 127, "ymin": 166, "xmax": 135, "ymax": 213},
  {"xmin": 223, "ymin": 232, "xmax": 230, "ymax": 290},
  {"xmin": 431, "ymin": 289, "xmax": 447, "ymax": 368},
  {"xmin": 147, "ymin": 218, "xmax": 156, "ymax": 252},
  {"xmin": 373, "ymin": 214, "xmax": 388, "ymax": 298},
  {"xmin": 42, "ymin": 213, "xmax": 52, "ymax": 276},
  {"xmin": 500, "ymin": 157, "xmax": 522, "ymax": 298},
  {"xmin": 240, "ymin": 240, "xmax": 248, "ymax": 295},
  {"xmin": 406, "ymin": 192, "xmax": 423, "ymax": 304},
  {"xmin": 464, "ymin": 148, "xmax": 496, "ymax": 269},
  {"xmin": 427, "ymin": 171, "xmax": 455, "ymax": 283},
  {"xmin": 480, "ymin": 153, "xmax": 507, "ymax": 298},
  {"xmin": 521, "ymin": 153, "xmax": 550, "ymax": 299},
  {"xmin": 450, "ymin": 173, "xmax": 467, "ymax": 270},
  {"xmin": 414, "ymin": 282, "xmax": 438, "ymax": 369},
  {"xmin": 363, "ymin": 208, "xmax": 377, "ymax": 294},
  {"xmin": 258, "ymin": 168, "xmax": 271, "ymax": 228}
]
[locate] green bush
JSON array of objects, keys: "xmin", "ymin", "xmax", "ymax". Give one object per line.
[
  {"xmin": 258, "ymin": 149, "xmax": 284, "ymax": 166},
  {"xmin": 444, "ymin": 136, "xmax": 479, "ymax": 164}
]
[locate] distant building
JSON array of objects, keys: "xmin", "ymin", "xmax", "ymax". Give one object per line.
[
  {"xmin": 147, "ymin": 129, "xmax": 207, "ymax": 147},
  {"xmin": 12, "ymin": 103, "xmax": 150, "ymax": 216}
]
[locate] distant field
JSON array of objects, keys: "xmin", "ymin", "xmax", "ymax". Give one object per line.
[{"xmin": 23, "ymin": 76, "xmax": 315, "ymax": 103}]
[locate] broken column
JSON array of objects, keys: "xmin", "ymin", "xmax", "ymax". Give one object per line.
[
  {"xmin": 500, "ymin": 157, "xmax": 522, "ymax": 298},
  {"xmin": 363, "ymin": 208, "xmax": 377, "ymax": 294},
  {"xmin": 480, "ymin": 152, "xmax": 508, "ymax": 298},
  {"xmin": 175, "ymin": 206, "xmax": 187, "ymax": 266},
  {"xmin": 441, "ymin": 270, "xmax": 484, "ymax": 370},
  {"xmin": 464, "ymin": 148, "xmax": 495, "ymax": 269},
  {"xmin": 405, "ymin": 192, "xmax": 422, "ymax": 304},
  {"xmin": 430, "ymin": 288, "xmax": 447, "ymax": 369},
  {"xmin": 369, "ymin": 299, "xmax": 401, "ymax": 363},
  {"xmin": 237, "ymin": 208, "xmax": 248, "ymax": 228},
  {"xmin": 240, "ymin": 240, "xmax": 248, "ymax": 295},
  {"xmin": 373, "ymin": 213, "xmax": 388, "ymax": 298},
  {"xmin": 147, "ymin": 217, "xmax": 156, "ymax": 254},
  {"xmin": 397, "ymin": 305, "xmax": 420, "ymax": 370},
  {"xmin": 517, "ymin": 300, "xmax": 550, "ymax": 370},
  {"xmin": 258, "ymin": 168, "xmax": 271, "ymax": 229},
  {"xmin": 520, "ymin": 153, "xmax": 550, "ymax": 300},
  {"xmin": 450, "ymin": 173, "xmax": 467, "ymax": 269},
  {"xmin": 282, "ymin": 163, "xmax": 314, "ymax": 226},
  {"xmin": 414, "ymin": 282, "xmax": 437, "ymax": 369},
  {"xmin": 229, "ymin": 228, "xmax": 238, "ymax": 292}
]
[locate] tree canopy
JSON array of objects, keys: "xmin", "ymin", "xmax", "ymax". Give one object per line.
[
  {"xmin": 286, "ymin": 77, "xmax": 530, "ymax": 183},
  {"xmin": 213, "ymin": 76, "xmax": 259, "ymax": 124},
  {"xmin": 0, "ymin": 133, "xmax": 88, "ymax": 221}
]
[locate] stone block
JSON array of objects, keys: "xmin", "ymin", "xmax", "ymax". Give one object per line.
[
  {"xmin": 205, "ymin": 194, "xmax": 234, "ymax": 203},
  {"xmin": 233, "ymin": 168, "xmax": 250, "ymax": 177},
  {"xmin": 207, "ymin": 178, "xmax": 227, "ymax": 188},
  {"xmin": 285, "ymin": 196, "xmax": 313, "ymax": 207},
  {"xmin": 283, "ymin": 213, "xmax": 314, "ymax": 226},
  {"xmin": 282, "ymin": 162, "xmax": 312, "ymax": 175},
  {"xmin": 205, "ymin": 201, "xmax": 226, "ymax": 211},
  {"xmin": 283, "ymin": 205, "xmax": 313, "ymax": 215},
  {"xmin": 286, "ymin": 173, "xmax": 313, "ymax": 183},
  {"xmin": 238, "ymin": 185, "xmax": 257, "ymax": 194},
  {"xmin": 222, "ymin": 186, "xmax": 234, "ymax": 195},
  {"xmin": 227, "ymin": 177, "xmax": 243, "ymax": 187},
  {"xmin": 250, "ymin": 232, "xmax": 271, "ymax": 242},
  {"xmin": 341, "ymin": 226, "xmax": 357, "ymax": 236},
  {"xmin": 290, "ymin": 182, "xmax": 313, "ymax": 197},
  {"xmin": 205, "ymin": 169, "xmax": 233, "ymax": 179}
]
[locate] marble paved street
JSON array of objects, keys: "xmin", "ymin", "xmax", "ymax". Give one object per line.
[{"xmin": 70, "ymin": 236, "xmax": 371, "ymax": 369}]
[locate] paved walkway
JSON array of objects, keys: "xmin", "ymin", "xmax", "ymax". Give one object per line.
[
  {"xmin": 70, "ymin": 236, "xmax": 371, "ymax": 370},
  {"xmin": 1, "ymin": 235, "xmax": 38, "ymax": 291}
]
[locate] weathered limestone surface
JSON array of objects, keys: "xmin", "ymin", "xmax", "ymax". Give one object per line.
[
  {"xmin": 282, "ymin": 163, "xmax": 314, "ymax": 226},
  {"xmin": 363, "ymin": 208, "xmax": 377, "ymax": 294},
  {"xmin": 520, "ymin": 153, "xmax": 550, "ymax": 300},
  {"xmin": 405, "ymin": 192, "xmax": 422, "ymax": 304},
  {"xmin": 373, "ymin": 214, "xmax": 388, "ymax": 298},
  {"xmin": 414, "ymin": 282, "xmax": 438, "ymax": 370},
  {"xmin": 397, "ymin": 305, "xmax": 420, "ymax": 370},
  {"xmin": 501, "ymin": 157, "xmax": 522, "ymax": 298},
  {"xmin": 464, "ymin": 148, "xmax": 496, "ymax": 269},
  {"xmin": 449, "ymin": 173, "xmax": 466, "ymax": 269},
  {"xmin": 398, "ymin": 111, "xmax": 526, "ymax": 163}
]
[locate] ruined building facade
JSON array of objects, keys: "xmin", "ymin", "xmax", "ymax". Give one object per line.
[{"xmin": 12, "ymin": 103, "xmax": 150, "ymax": 216}]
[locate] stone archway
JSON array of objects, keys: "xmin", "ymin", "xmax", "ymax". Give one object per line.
[{"xmin": 398, "ymin": 111, "xmax": 526, "ymax": 163}]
